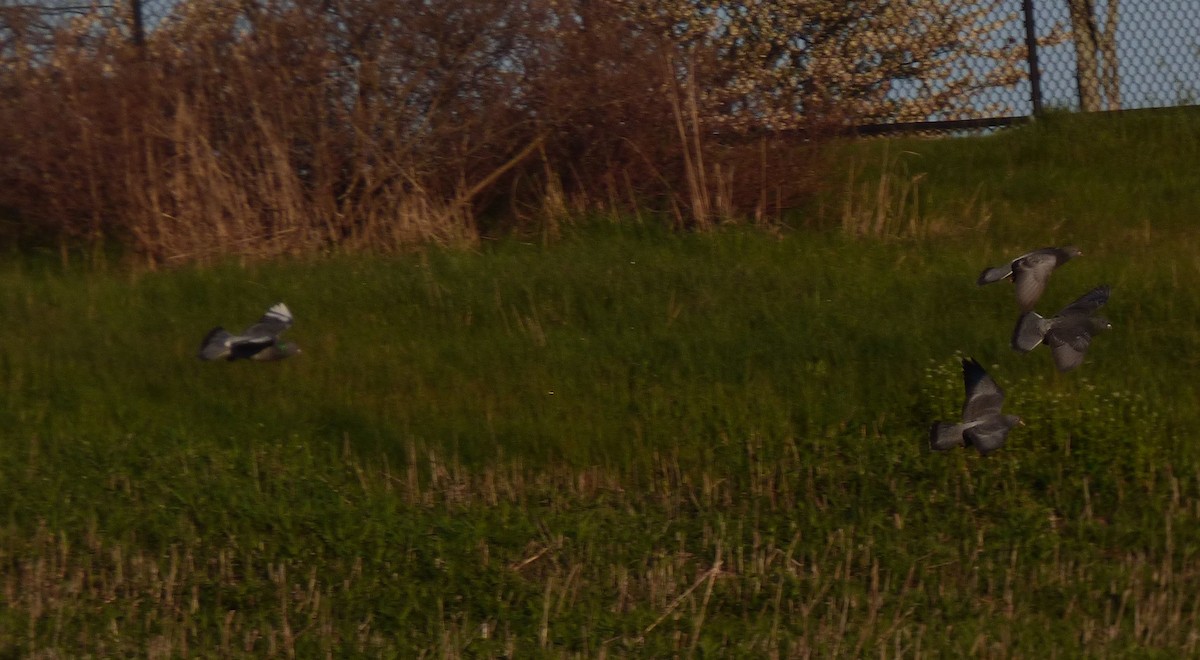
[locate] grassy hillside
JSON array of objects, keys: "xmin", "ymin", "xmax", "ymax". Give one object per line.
[{"xmin": 3, "ymin": 109, "xmax": 1200, "ymax": 656}]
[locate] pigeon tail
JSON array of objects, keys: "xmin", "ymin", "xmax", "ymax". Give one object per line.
[
  {"xmin": 977, "ymin": 266, "xmax": 1012, "ymax": 286},
  {"xmin": 197, "ymin": 327, "xmax": 233, "ymax": 361},
  {"xmin": 1011, "ymin": 312, "xmax": 1049, "ymax": 352},
  {"xmin": 929, "ymin": 422, "xmax": 966, "ymax": 451}
]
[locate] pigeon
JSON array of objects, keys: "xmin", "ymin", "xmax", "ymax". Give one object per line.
[
  {"xmin": 197, "ymin": 302, "xmax": 300, "ymax": 361},
  {"xmin": 930, "ymin": 358, "xmax": 1022, "ymax": 456},
  {"xmin": 1011, "ymin": 285, "xmax": 1110, "ymax": 372},
  {"xmin": 978, "ymin": 246, "xmax": 1082, "ymax": 312}
]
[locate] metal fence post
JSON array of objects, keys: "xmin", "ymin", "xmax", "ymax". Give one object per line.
[
  {"xmin": 1022, "ymin": 0, "xmax": 1043, "ymax": 117},
  {"xmin": 130, "ymin": 0, "xmax": 146, "ymax": 55}
]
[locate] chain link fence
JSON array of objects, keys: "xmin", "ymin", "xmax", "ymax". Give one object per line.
[
  {"xmin": 860, "ymin": 0, "xmax": 1200, "ymax": 133},
  {"xmin": 1033, "ymin": 0, "xmax": 1200, "ymax": 112}
]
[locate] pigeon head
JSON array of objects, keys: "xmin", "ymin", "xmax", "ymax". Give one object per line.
[{"xmin": 279, "ymin": 342, "xmax": 302, "ymax": 357}]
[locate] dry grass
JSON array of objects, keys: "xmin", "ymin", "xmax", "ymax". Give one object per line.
[
  {"xmin": 0, "ymin": 1, "xmax": 827, "ymax": 265},
  {"xmin": 834, "ymin": 146, "xmax": 991, "ymax": 239},
  {"xmin": 7, "ymin": 442, "xmax": 1200, "ymax": 657}
]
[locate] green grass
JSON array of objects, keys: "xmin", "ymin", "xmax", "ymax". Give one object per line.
[{"xmin": 4, "ymin": 109, "xmax": 1200, "ymax": 656}]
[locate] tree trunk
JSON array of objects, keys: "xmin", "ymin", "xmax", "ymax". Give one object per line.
[
  {"xmin": 1066, "ymin": 0, "xmax": 1120, "ymax": 112},
  {"xmin": 1099, "ymin": 0, "xmax": 1121, "ymax": 110}
]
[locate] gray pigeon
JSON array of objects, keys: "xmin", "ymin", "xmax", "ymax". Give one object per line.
[
  {"xmin": 1012, "ymin": 285, "xmax": 1110, "ymax": 372},
  {"xmin": 197, "ymin": 302, "xmax": 300, "ymax": 361},
  {"xmin": 978, "ymin": 246, "xmax": 1082, "ymax": 312},
  {"xmin": 930, "ymin": 358, "xmax": 1022, "ymax": 456}
]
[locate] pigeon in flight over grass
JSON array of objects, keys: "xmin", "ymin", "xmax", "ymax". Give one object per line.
[
  {"xmin": 197, "ymin": 302, "xmax": 300, "ymax": 361},
  {"xmin": 930, "ymin": 358, "xmax": 1022, "ymax": 456},
  {"xmin": 1012, "ymin": 285, "xmax": 1110, "ymax": 372},
  {"xmin": 978, "ymin": 246, "xmax": 1082, "ymax": 312}
]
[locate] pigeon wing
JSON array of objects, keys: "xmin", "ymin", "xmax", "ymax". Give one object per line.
[
  {"xmin": 964, "ymin": 416, "xmax": 1017, "ymax": 456},
  {"xmin": 1055, "ymin": 285, "xmax": 1110, "ymax": 318},
  {"xmin": 1040, "ymin": 286, "xmax": 1109, "ymax": 371},
  {"xmin": 961, "ymin": 358, "xmax": 1005, "ymax": 421},
  {"xmin": 977, "ymin": 249, "xmax": 1040, "ymax": 286},
  {"xmin": 1046, "ymin": 331, "xmax": 1091, "ymax": 372},
  {"xmin": 1011, "ymin": 252, "xmax": 1058, "ymax": 312},
  {"xmin": 241, "ymin": 302, "xmax": 293, "ymax": 339}
]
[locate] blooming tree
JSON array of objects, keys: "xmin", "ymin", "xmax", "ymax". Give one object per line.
[{"xmin": 616, "ymin": 0, "xmax": 1052, "ymax": 130}]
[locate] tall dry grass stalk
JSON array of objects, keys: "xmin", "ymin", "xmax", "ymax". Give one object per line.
[
  {"xmin": 665, "ymin": 54, "xmax": 738, "ymax": 230},
  {"xmin": 837, "ymin": 147, "xmax": 990, "ymax": 238},
  {"xmin": 659, "ymin": 51, "xmax": 823, "ymax": 232},
  {"xmin": 0, "ymin": 1, "xmax": 829, "ymax": 264}
]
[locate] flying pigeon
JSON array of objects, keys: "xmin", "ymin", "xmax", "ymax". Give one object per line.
[
  {"xmin": 197, "ymin": 302, "xmax": 300, "ymax": 361},
  {"xmin": 978, "ymin": 246, "xmax": 1082, "ymax": 312},
  {"xmin": 1011, "ymin": 285, "xmax": 1110, "ymax": 372},
  {"xmin": 930, "ymin": 358, "xmax": 1022, "ymax": 456}
]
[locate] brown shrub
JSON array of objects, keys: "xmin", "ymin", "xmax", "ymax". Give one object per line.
[{"xmin": 0, "ymin": 0, "xmax": 828, "ymax": 264}]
